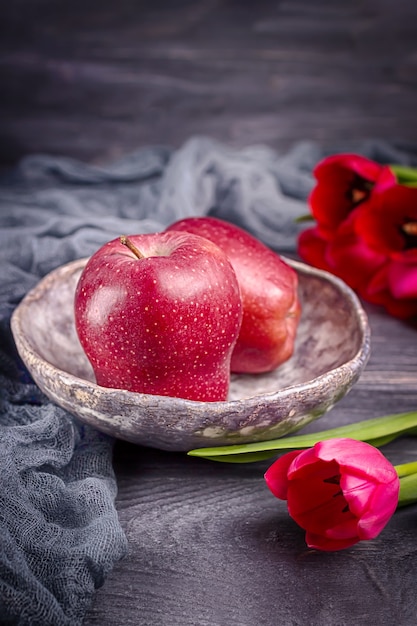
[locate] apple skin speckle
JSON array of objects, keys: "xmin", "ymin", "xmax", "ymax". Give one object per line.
[{"xmin": 74, "ymin": 230, "xmax": 243, "ymax": 402}]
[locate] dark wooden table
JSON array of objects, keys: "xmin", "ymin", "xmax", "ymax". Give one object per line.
[
  {"xmin": 82, "ymin": 302, "xmax": 417, "ymax": 626},
  {"xmin": 2, "ymin": 2, "xmax": 417, "ymax": 624}
]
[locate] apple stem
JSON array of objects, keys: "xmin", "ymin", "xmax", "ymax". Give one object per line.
[{"xmin": 120, "ymin": 235, "xmax": 145, "ymax": 259}]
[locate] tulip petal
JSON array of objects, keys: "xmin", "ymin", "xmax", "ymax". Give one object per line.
[
  {"xmin": 355, "ymin": 184, "xmax": 417, "ymax": 254},
  {"xmin": 388, "ymin": 262, "xmax": 417, "ymax": 300},
  {"xmin": 264, "ymin": 450, "xmax": 301, "ymax": 500},
  {"xmin": 327, "ymin": 233, "xmax": 386, "ymax": 291},
  {"xmin": 315, "ymin": 439, "xmax": 398, "ymax": 485},
  {"xmin": 309, "ymin": 182, "xmax": 353, "ymax": 231},
  {"xmin": 305, "ymin": 531, "xmax": 360, "ymax": 552},
  {"xmin": 362, "ymin": 265, "xmax": 417, "ymax": 317},
  {"xmin": 364, "ymin": 265, "xmax": 391, "ymax": 300},
  {"xmin": 340, "ymin": 472, "xmax": 377, "ymax": 516},
  {"xmin": 383, "ymin": 296, "xmax": 417, "ymax": 319},
  {"xmin": 289, "ymin": 490, "xmax": 356, "ymax": 536},
  {"xmin": 285, "ymin": 445, "xmax": 323, "ymax": 478},
  {"xmin": 357, "ymin": 481, "xmax": 399, "ymax": 539},
  {"xmin": 313, "ymin": 154, "xmax": 385, "ymax": 182},
  {"xmin": 286, "ymin": 461, "xmax": 342, "ymax": 517},
  {"xmin": 297, "ymin": 228, "xmax": 332, "ymax": 272},
  {"xmin": 325, "ymin": 517, "xmax": 360, "ymax": 540}
]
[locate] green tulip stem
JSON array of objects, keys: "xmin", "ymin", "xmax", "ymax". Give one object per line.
[
  {"xmin": 395, "ymin": 462, "xmax": 417, "ymax": 508},
  {"xmin": 395, "ymin": 461, "xmax": 417, "ymax": 478},
  {"xmin": 389, "ymin": 164, "xmax": 417, "ymax": 185},
  {"xmin": 397, "ymin": 471, "xmax": 417, "ymax": 508}
]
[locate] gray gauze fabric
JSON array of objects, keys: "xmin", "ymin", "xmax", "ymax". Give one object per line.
[{"xmin": 1, "ymin": 136, "xmax": 416, "ymax": 625}]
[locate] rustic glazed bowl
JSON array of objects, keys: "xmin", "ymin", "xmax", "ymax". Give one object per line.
[{"xmin": 11, "ymin": 257, "xmax": 370, "ymax": 451}]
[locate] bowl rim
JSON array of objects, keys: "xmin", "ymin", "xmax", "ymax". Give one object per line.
[{"xmin": 11, "ymin": 256, "xmax": 371, "ymax": 410}]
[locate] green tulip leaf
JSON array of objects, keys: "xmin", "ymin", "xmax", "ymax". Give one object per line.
[
  {"xmin": 294, "ymin": 213, "xmax": 315, "ymax": 223},
  {"xmin": 187, "ymin": 411, "xmax": 417, "ymax": 463}
]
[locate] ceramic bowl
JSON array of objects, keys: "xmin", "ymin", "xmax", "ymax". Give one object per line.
[{"xmin": 11, "ymin": 257, "xmax": 370, "ymax": 451}]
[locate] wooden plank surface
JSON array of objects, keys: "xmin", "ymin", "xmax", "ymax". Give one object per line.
[
  {"xmin": 83, "ymin": 301, "xmax": 417, "ymax": 626},
  {"xmin": 1, "ymin": 0, "xmax": 417, "ymax": 164},
  {"xmin": 2, "ymin": 1, "xmax": 417, "ymax": 625}
]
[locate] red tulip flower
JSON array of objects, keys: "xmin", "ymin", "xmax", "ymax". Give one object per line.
[
  {"xmin": 363, "ymin": 261, "xmax": 417, "ymax": 319},
  {"xmin": 264, "ymin": 438, "xmax": 400, "ymax": 551},
  {"xmin": 355, "ymin": 183, "xmax": 417, "ymax": 257},
  {"xmin": 298, "ymin": 223, "xmax": 387, "ymax": 295},
  {"xmin": 298, "ymin": 154, "xmax": 417, "ymax": 318},
  {"xmin": 353, "ymin": 184, "xmax": 417, "ymax": 317},
  {"xmin": 309, "ymin": 154, "xmax": 396, "ymax": 237}
]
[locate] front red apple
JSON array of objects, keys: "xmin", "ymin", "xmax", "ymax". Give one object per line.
[
  {"xmin": 74, "ymin": 231, "xmax": 242, "ymax": 402},
  {"xmin": 166, "ymin": 217, "xmax": 301, "ymax": 374}
]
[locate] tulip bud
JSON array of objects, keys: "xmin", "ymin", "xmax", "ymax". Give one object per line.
[{"xmin": 264, "ymin": 438, "xmax": 400, "ymax": 551}]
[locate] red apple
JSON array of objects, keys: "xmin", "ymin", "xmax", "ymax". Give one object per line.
[
  {"xmin": 74, "ymin": 231, "xmax": 242, "ymax": 401},
  {"xmin": 166, "ymin": 217, "xmax": 301, "ymax": 374}
]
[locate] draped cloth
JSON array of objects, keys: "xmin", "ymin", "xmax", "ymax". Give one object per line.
[{"xmin": 1, "ymin": 136, "xmax": 416, "ymax": 624}]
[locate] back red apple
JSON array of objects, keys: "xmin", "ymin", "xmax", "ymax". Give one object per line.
[{"xmin": 166, "ymin": 217, "xmax": 301, "ymax": 373}]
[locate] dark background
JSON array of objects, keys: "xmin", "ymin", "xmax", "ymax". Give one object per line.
[
  {"xmin": 2, "ymin": 2, "xmax": 417, "ymax": 625},
  {"xmin": 1, "ymin": 0, "xmax": 417, "ymax": 165}
]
